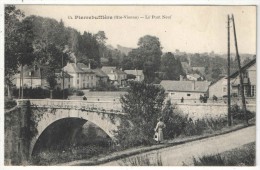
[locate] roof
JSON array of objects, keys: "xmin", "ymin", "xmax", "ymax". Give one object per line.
[
  {"xmin": 124, "ymin": 70, "xmax": 143, "ymax": 76},
  {"xmin": 55, "ymin": 71, "xmax": 73, "ymax": 78},
  {"xmin": 187, "ymin": 73, "xmax": 201, "ymax": 79},
  {"xmin": 93, "ymin": 68, "xmax": 108, "ymax": 77},
  {"xmin": 229, "ymin": 58, "xmax": 256, "ymax": 78},
  {"xmin": 160, "ymin": 80, "xmax": 211, "ymax": 92},
  {"xmin": 101, "ymin": 66, "xmax": 127, "ymax": 75},
  {"xmin": 63, "ymin": 62, "xmax": 94, "ymax": 74},
  {"xmin": 16, "ymin": 65, "xmax": 41, "ymax": 78}
]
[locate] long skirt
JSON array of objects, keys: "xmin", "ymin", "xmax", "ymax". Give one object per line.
[{"xmin": 157, "ymin": 129, "xmax": 164, "ymax": 142}]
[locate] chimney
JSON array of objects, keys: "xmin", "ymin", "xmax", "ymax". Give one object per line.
[{"xmin": 88, "ymin": 62, "xmax": 91, "ymax": 69}]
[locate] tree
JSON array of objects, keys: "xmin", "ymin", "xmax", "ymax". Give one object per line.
[
  {"xmin": 5, "ymin": 5, "xmax": 26, "ymax": 97},
  {"xmin": 124, "ymin": 35, "xmax": 162, "ymax": 83},
  {"xmin": 95, "ymin": 31, "xmax": 107, "ymax": 59},
  {"xmin": 116, "ymin": 81, "xmax": 165, "ymax": 147},
  {"xmin": 161, "ymin": 52, "xmax": 185, "ymax": 80},
  {"xmin": 6, "ymin": 9, "xmax": 35, "ymax": 98},
  {"xmin": 137, "ymin": 35, "xmax": 162, "ymax": 72}
]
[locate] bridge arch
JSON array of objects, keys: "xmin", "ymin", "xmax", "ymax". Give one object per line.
[{"xmin": 30, "ymin": 108, "xmax": 121, "ymax": 156}]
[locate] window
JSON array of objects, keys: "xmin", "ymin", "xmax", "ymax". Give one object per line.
[
  {"xmin": 187, "ymin": 94, "xmax": 191, "ymax": 96},
  {"xmin": 251, "ymin": 85, "xmax": 256, "ymax": 97},
  {"xmin": 223, "ymin": 87, "xmax": 227, "ymax": 93},
  {"xmin": 77, "ymin": 80, "xmax": 79, "ymax": 84},
  {"xmin": 77, "ymin": 73, "xmax": 79, "ymax": 78},
  {"xmin": 243, "ymin": 71, "xmax": 248, "ymax": 78},
  {"xmin": 91, "ymin": 76, "xmax": 93, "ymax": 80}
]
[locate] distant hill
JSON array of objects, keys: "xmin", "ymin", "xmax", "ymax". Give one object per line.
[{"xmin": 116, "ymin": 45, "xmax": 133, "ymax": 55}]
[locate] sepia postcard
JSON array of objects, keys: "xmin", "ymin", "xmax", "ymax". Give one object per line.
[{"xmin": 1, "ymin": 1, "xmax": 259, "ymax": 169}]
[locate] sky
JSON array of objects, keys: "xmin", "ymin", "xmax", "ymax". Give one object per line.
[{"xmin": 16, "ymin": 5, "xmax": 256, "ymax": 54}]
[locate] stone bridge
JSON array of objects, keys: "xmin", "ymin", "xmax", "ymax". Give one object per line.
[{"xmin": 5, "ymin": 99, "xmax": 125, "ymax": 165}]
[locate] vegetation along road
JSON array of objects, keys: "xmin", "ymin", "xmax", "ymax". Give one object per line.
[{"xmin": 102, "ymin": 126, "xmax": 255, "ymax": 166}]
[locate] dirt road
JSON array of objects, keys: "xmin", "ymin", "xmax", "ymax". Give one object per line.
[{"xmin": 102, "ymin": 126, "xmax": 255, "ymax": 166}]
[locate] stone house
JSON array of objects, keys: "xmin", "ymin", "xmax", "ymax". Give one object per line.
[
  {"xmin": 101, "ymin": 66, "xmax": 127, "ymax": 86},
  {"xmin": 63, "ymin": 62, "xmax": 96, "ymax": 89},
  {"xmin": 160, "ymin": 80, "xmax": 211, "ymax": 103}
]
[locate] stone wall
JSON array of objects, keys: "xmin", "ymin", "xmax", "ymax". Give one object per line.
[
  {"xmin": 175, "ymin": 103, "xmax": 256, "ymax": 120},
  {"xmin": 4, "ymin": 101, "xmax": 31, "ymax": 165}
]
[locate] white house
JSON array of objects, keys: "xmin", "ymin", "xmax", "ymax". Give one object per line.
[
  {"xmin": 63, "ymin": 62, "xmax": 96, "ymax": 89},
  {"xmin": 101, "ymin": 66, "xmax": 127, "ymax": 86},
  {"xmin": 160, "ymin": 80, "xmax": 211, "ymax": 103},
  {"xmin": 208, "ymin": 77, "xmax": 229, "ymax": 99},
  {"xmin": 230, "ymin": 58, "xmax": 256, "ymax": 98}
]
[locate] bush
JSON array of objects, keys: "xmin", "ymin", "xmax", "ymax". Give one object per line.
[
  {"xmin": 76, "ymin": 90, "xmax": 84, "ymax": 96},
  {"xmin": 231, "ymin": 104, "xmax": 255, "ymax": 122},
  {"xmin": 115, "ymin": 81, "xmax": 165, "ymax": 148},
  {"xmin": 4, "ymin": 99, "xmax": 17, "ymax": 109},
  {"xmin": 192, "ymin": 142, "xmax": 255, "ymax": 166},
  {"xmin": 12, "ymin": 87, "xmax": 70, "ymax": 99},
  {"xmin": 95, "ymin": 80, "xmax": 118, "ymax": 91}
]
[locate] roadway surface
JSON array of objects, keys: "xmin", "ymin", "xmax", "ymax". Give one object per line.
[{"xmin": 102, "ymin": 126, "xmax": 256, "ymax": 166}]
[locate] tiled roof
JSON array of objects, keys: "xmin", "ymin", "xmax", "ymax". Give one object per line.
[
  {"xmin": 101, "ymin": 66, "xmax": 126, "ymax": 75},
  {"xmin": 160, "ymin": 80, "xmax": 211, "ymax": 92},
  {"xmin": 101, "ymin": 66, "xmax": 116, "ymax": 74},
  {"xmin": 93, "ymin": 68, "xmax": 108, "ymax": 77},
  {"xmin": 124, "ymin": 70, "xmax": 143, "ymax": 76},
  {"xmin": 63, "ymin": 63, "xmax": 94, "ymax": 74}
]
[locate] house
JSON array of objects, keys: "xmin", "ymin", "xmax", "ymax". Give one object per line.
[
  {"xmin": 160, "ymin": 80, "xmax": 211, "ymax": 102},
  {"xmin": 93, "ymin": 68, "xmax": 109, "ymax": 84},
  {"xmin": 186, "ymin": 73, "xmax": 203, "ymax": 81},
  {"xmin": 54, "ymin": 70, "xmax": 73, "ymax": 90},
  {"xmin": 208, "ymin": 76, "xmax": 229, "ymax": 99},
  {"xmin": 101, "ymin": 66, "xmax": 127, "ymax": 86},
  {"xmin": 63, "ymin": 62, "xmax": 96, "ymax": 89},
  {"xmin": 124, "ymin": 69, "xmax": 144, "ymax": 81},
  {"xmin": 13, "ymin": 65, "xmax": 48, "ymax": 88},
  {"xmin": 229, "ymin": 58, "xmax": 256, "ymax": 98}
]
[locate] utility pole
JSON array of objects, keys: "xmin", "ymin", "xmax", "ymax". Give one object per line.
[
  {"xmin": 227, "ymin": 15, "xmax": 232, "ymax": 126},
  {"xmin": 231, "ymin": 14, "xmax": 248, "ymax": 125}
]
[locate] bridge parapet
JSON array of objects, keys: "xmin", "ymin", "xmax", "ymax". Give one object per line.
[{"xmin": 16, "ymin": 99, "xmax": 123, "ymax": 114}]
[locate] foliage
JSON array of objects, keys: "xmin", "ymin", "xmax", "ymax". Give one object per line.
[
  {"xmin": 192, "ymin": 142, "xmax": 255, "ymax": 166},
  {"xmin": 76, "ymin": 90, "xmax": 84, "ymax": 96},
  {"xmin": 120, "ymin": 153, "xmax": 163, "ymax": 166},
  {"xmin": 12, "ymin": 87, "xmax": 70, "ymax": 99},
  {"xmin": 115, "ymin": 81, "xmax": 165, "ymax": 148},
  {"xmin": 160, "ymin": 52, "xmax": 185, "ymax": 80},
  {"xmin": 95, "ymin": 80, "xmax": 118, "ymax": 91},
  {"xmin": 161, "ymin": 100, "xmax": 187, "ymax": 138},
  {"xmin": 5, "ymin": 5, "xmax": 35, "ymax": 87},
  {"xmin": 4, "ymin": 99, "xmax": 17, "ymax": 109},
  {"xmin": 231, "ymin": 104, "xmax": 255, "ymax": 122}
]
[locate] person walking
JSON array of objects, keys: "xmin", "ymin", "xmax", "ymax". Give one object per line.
[{"xmin": 154, "ymin": 117, "xmax": 166, "ymax": 144}]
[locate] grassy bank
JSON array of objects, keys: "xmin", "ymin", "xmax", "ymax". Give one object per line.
[{"xmin": 192, "ymin": 142, "xmax": 255, "ymax": 166}]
